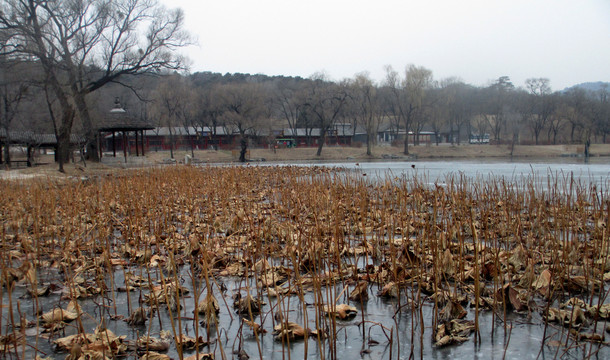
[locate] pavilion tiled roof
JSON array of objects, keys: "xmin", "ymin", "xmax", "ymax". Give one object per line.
[
  {"xmin": 0, "ymin": 129, "xmax": 83, "ymax": 145},
  {"xmin": 96, "ymin": 98, "xmax": 154, "ymax": 132}
]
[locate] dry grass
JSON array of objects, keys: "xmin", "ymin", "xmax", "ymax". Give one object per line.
[{"xmin": 146, "ymin": 143, "xmax": 610, "ymax": 164}]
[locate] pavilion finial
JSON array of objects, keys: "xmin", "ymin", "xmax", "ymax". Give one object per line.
[{"xmin": 110, "ymin": 97, "xmax": 126, "ymax": 113}]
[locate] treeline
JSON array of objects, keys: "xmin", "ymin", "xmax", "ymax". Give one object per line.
[
  {"xmin": 3, "ymin": 65, "xmax": 609, "ymax": 163},
  {"xmin": 123, "ymin": 68, "xmax": 610, "ymax": 158}
]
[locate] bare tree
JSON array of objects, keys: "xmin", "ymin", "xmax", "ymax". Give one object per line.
[
  {"xmin": 218, "ymin": 83, "xmax": 267, "ymax": 162},
  {"xmin": 428, "ymin": 86, "xmax": 446, "ymax": 145},
  {"xmin": 171, "ymin": 77, "xmax": 200, "ymax": 157},
  {"xmin": 547, "ymin": 95, "xmax": 567, "ymax": 144},
  {"xmin": 0, "ymin": 60, "xmax": 28, "ymax": 166},
  {"xmin": 272, "ymin": 78, "xmax": 304, "ymax": 141},
  {"xmin": 525, "ymin": 78, "xmax": 553, "ymax": 145},
  {"xmin": 195, "ymin": 85, "xmax": 226, "ymax": 150},
  {"xmin": 382, "ymin": 65, "xmax": 407, "ymax": 145},
  {"xmin": 350, "ymin": 72, "xmax": 378, "ymax": 155},
  {"xmin": 151, "ymin": 75, "xmax": 184, "ymax": 159},
  {"xmin": 561, "ymin": 88, "xmax": 590, "ymax": 143},
  {"xmin": 302, "ymin": 73, "xmax": 348, "ymax": 156},
  {"xmin": 482, "ymin": 76, "xmax": 515, "ymax": 142},
  {"xmin": 440, "ymin": 78, "xmax": 474, "ymax": 145},
  {"xmin": 591, "ymin": 85, "xmax": 610, "ymax": 143},
  {"xmin": 0, "ymin": 0, "xmax": 191, "ymax": 171},
  {"xmin": 404, "ymin": 64, "xmax": 433, "ymax": 150}
]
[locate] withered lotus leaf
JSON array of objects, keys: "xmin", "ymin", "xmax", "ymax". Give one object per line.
[
  {"xmin": 140, "ymin": 352, "xmax": 171, "ymax": 360},
  {"xmin": 266, "ymin": 285, "xmax": 292, "ymax": 297},
  {"xmin": 41, "ymin": 307, "xmax": 78, "ymax": 324},
  {"xmin": 323, "ymin": 304, "xmax": 357, "ymax": 320},
  {"xmin": 252, "ymin": 259, "xmax": 270, "ymax": 273},
  {"xmin": 439, "ymin": 300, "xmax": 467, "ymax": 322},
  {"xmin": 233, "ymin": 294, "xmax": 265, "ymax": 315},
  {"xmin": 0, "ymin": 332, "xmax": 26, "ymax": 352},
  {"xmin": 197, "ymin": 293, "xmax": 220, "ymax": 326},
  {"xmin": 273, "ymin": 321, "xmax": 310, "ymax": 341},
  {"xmin": 377, "ymin": 282, "xmax": 399, "ymax": 298},
  {"xmin": 220, "ymin": 262, "xmax": 244, "ymax": 277},
  {"xmin": 197, "ymin": 294, "xmax": 220, "ymax": 314},
  {"xmin": 126, "ymin": 307, "xmax": 148, "ymax": 326},
  {"xmin": 496, "ymin": 284, "xmax": 529, "ymax": 312},
  {"xmin": 137, "ymin": 336, "xmax": 170, "ymax": 352},
  {"xmin": 533, "ymin": 269, "xmax": 552, "ymax": 296},
  {"xmin": 565, "ymin": 276, "xmax": 602, "ymax": 293},
  {"xmin": 27, "ymin": 285, "xmax": 51, "ymax": 297},
  {"xmin": 588, "ymin": 304, "xmax": 610, "ymax": 319},
  {"xmin": 243, "ymin": 319, "xmax": 266, "ymax": 335},
  {"xmin": 54, "ymin": 333, "xmax": 97, "ymax": 352},
  {"xmin": 508, "ymin": 244, "xmax": 528, "ymax": 270},
  {"xmin": 440, "ymin": 249, "xmax": 455, "ymax": 276},
  {"xmin": 184, "ymin": 353, "xmax": 214, "ymax": 360},
  {"xmin": 258, "ymin": 269, "xmax": 287, "ymax": 288},
  {"xmin": 576, "ymin": 331, "xmax": 604, "ymax": 342},
  {"xmin": 518, "ymin": 261, "xmax": 536, "ymax": 288},
  {"xmin": 174, "ymin": 334, "xmax": 208, "ymax": 350},
  {"xmin": 545, "ymin": 306, "xmax": 587, "ymax": 328},
  {"xmin": 348, "ymin": 281, "xmax": 369, "ymax": 302},
  {"xmin": 434, "ymin": 319, "xmax": 475, "ymax": 347}
]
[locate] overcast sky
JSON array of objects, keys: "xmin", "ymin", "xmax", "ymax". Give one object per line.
[{"xmin": 160, "ymin": 0, "xmax": 610, "ymax": 90}]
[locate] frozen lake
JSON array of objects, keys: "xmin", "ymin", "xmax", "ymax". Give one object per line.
[{"xmin": 267, "ymin": 158, "xmax": 610, "ymax": 190}]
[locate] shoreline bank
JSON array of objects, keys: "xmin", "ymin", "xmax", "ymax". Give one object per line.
[{"xmin": 1, "ymin": 144, "xmax": 609, "ymax": 179}]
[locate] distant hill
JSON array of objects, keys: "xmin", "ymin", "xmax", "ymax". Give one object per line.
[
  {"xmin": 190, "ymin": 71, "xmax": 308, "ymax": 88},
  {"xmin": 562, "ymin": 81, "xmax": 609, "ymax": 93}
]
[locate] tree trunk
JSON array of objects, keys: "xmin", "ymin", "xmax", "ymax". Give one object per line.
[
  {"xmin": 73, "ymin": 87, "xmax": 99, "ymax": 161},
  {"xmin": 2, "ymin": 141, "xmax": 9, "ymax": 167},
  {"xmin": 403, "ymin": 114, "xmax": 411, "ymax": 155},
  {"xmin": 56, "ymin": 125, "xmax": 72, "ymax": 173},
  {"xmin": 510, "ymin": 132, "xmax": 517, "ymax": 158},
  {"xmin": 316, "ymin": 133, "xmax": 326, "ymax": 156},
  {"xmin": 239, "ymin": 137, "xmax": 247, "ymax": 162},
  {"xmin": 169, "ymin": 130, "xmax": 175, "ymax": 159},
  {"xmin": 366, "ymin": 133, "xmax": 372, "ymax": 156},
  {"xmin": 190, "ymin": 137, "xmax": 195, "ymax": 157}
]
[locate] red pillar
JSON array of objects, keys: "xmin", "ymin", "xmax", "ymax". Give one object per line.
[
  {"xmin": 135, "ymin": 130, "xmax": 140, "ymax": 156},
  {"xmin": 98, "ymin": 132, "xmax": 103, "ymax": 159},
  {"xmin": 112, "ymin": 131, "xmax": 116, "ymax": 157},
  {"xmin": 122, "ymin": 132, "xmax": 127, "ymax": 162}
]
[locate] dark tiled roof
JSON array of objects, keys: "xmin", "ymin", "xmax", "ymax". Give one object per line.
[
  {"xmin": 96, "ymin": 111, "xmax": 155, "ymax": 131},
  {"xmin": 0, "ymin": 129, "xmax": 83, "ymax": 145},
  {"xmin": 96, "ymin": 100, "xmax": 154, "ymax": 131}
]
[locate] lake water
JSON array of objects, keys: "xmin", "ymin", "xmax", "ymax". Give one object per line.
[{"xmin": 267, "ymin": 158, "xmax": 610, "ymax": 191}]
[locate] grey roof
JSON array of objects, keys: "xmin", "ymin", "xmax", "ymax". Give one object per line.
[
  {"xmin": 0, "ymin": 129, "xmax": 83, "ymax": 145},
  {"xmin": 282, "ymin": 125, "xmax": 365, "ymax": 137},
  {"xmin": 283, "ymin": 128, "xmax": 321, "ymax": 137},
  {"xmin": 149, "ymin": 126, "xmax": 231, "ymax": 136}
]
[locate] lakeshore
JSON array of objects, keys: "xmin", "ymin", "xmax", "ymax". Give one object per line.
[{"xmin": 1, "ymin": 144, "xmax": 609, "ymax": 180}]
